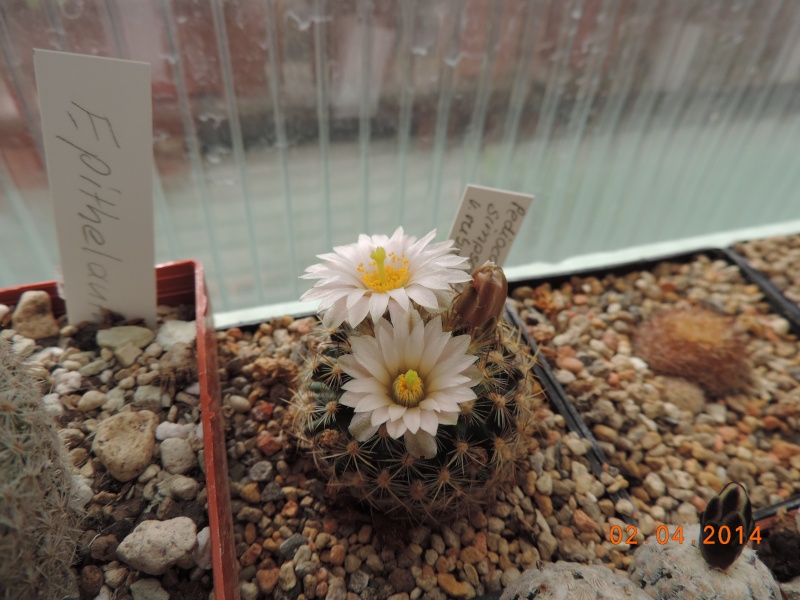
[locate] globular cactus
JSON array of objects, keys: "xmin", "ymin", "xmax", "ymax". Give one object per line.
[
  {"xmin": 629, "ymin": 483, "xmax": 780, "ymax": 599},
  {"xmin": 292, "ymin": 258, "xmax": 539, "ymax": 523},
  {"xmin": 0, "ymin": 339, "xmax": 80, "ymax": 600},
  {"xmin": 633, "ymin": 307, "xmax": 751, "ymax": 397},
  {"xmin": 500, "ymin": 562, "xmax": 651, "ymax": 599}
]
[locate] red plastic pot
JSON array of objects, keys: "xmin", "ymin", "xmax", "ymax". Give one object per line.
[{"xmin": 0, "ymin": 260, "xmax": 238, "ymax": 600}]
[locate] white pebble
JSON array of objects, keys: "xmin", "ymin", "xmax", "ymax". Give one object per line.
[
  {"xmin": 183, "ymin": 382, "xmax": 200, "ymax": 396},
  {"xmin": 93, "ymin": 586, "xmax": 112, "ymax": 600},
  {"xmin": 42, "ymin": 393, "xmax": 65, "ymax": 417},
  {"xmin": 156, "ymin": 320, "xmax": 197, "ymax": 349},
  {"xmin": 160, "ymin": 438, "xmax": 197, "ymax": 474},
  {"xmin": 55, "ymin": 370, "xmax": 83, "ymax": 394},
  {"xmin": 156, "ymin": 422, "xmax": 194, "ymax": 440},
  {"xmin": 193, "ymin": 527, "xmax": 213, "ymax": 570}
]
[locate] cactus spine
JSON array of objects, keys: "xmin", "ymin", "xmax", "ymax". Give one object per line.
[{"xmin": 0, "ymin": 340, "xmax": 80, "ymax": 600}]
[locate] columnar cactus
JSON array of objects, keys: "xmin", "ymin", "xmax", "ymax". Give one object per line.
[
  {"xmin": 292, "ymin": 229, "xmax": 539, "ymax": 522},
  {"xmin": 628, "ymin": 483, "xmax": 781, "ymax": 599},
  {"xmin": 0, "ymin": 340, "xmax": 80, "ymax": 600}
]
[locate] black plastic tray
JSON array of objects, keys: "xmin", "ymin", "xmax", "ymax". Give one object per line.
[{"xmin": 506, "ymin": 247, "xmax": 800, "ymax": 525}]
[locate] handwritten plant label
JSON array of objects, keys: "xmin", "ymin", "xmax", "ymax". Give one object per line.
[
  {"xmin": 35, "ymin": 50, "xmax": 156, "ymax": 327},
  {"xmin": 448, "ymin": 184, "xmax": 533, "ymax": 268}
]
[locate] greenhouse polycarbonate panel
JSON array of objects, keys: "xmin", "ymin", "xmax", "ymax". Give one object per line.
[{"xmin": 1, "ymin": 0, "xmax": 799, "ymax": 313}]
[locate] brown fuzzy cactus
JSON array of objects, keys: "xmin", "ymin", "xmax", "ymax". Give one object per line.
[{"xmin": 633, "ymin": 307, "xmax": 751, "ymax": 397}]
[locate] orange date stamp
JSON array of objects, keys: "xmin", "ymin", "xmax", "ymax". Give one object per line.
[{"xmin": 608, "ymin": 524, "xmax": 762, "ymax": 546}]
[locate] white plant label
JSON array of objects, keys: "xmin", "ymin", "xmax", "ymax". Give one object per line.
[
  {"xmin": 448, "ymin": 184, "xmax": 533, "ymax": 269},
  {"xmin": 35, "ymin": 50, "xmax": 156, "ymax": 327}
]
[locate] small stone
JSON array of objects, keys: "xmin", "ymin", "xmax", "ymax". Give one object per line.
[
  {"xmin": 282, "ymin": 500, "xmax": 299, "ymax": 517},
  {"xmin": 92, "ymin": 410, "xmax": 157, "ymax": 481},
  {"xmin": 279, "ymin": 560, "xmax": 297, "ymax": 591},
  {"xmin": 535, "ymin": 474, "xmax": 553, "ymax": 495},
  {"xmin": 461, "ymin": 546, "xmax": 483, "ymax": 564},
  {"xmin": 77, "ymin": 390, "xmax": 107, "ymax": 412},
  {"xmin": 389, "ymin": 569, "xmax": 416, "ymax": 593},
  {"xmin": 155, "ymin": 421, "xmax": 194, "ymax": 440},
  {"xmin": 42, "ymin": 393, "xmax": 64, "ymax": 417},
  {"xmin": 156, "ymin": 320, "xmax": 197, "ymax": 349},
  {"xmin": 157, "ymin": 474, "xmax": 199, "ymax": 500},
  {"xmin": 193, "ymin": 527, "xmax": 212, "ymax": 569},
  {"xmin": 80, "ymin": 565, "xmax": 104, "ymax": 596},
  {"xmin": 70, "ymin": 474, "xmax": 94, "ymax": 509},
  {"xmin": 228, "ymin": 395, "xmax": 251, "ymax": 413},
  {"xmin": 97, "ymin": 326, "xmax": 155, "ymax": 350},
  {"xmin": 573, "ymin": 509, "xmax": 598, "ymax": 533},
  {"xmin": 594, "ymin": 424, "xmax": 618, "ymax": 443},
  {"xmin": 257, "ymin": 568, "xmax": 281, "ymax": 594},
  {"xmin": 349, "ymin": 571, "xmax": 370, "ymax": 593},
  {"xmin": 616, "ymin": 499, "xmax": 635, "ymax": 517},
  {"xmin": 643, "ymin": 472, "xmax": 666, "ymax": 498},
  {"xmin": 261, "ymin": 481, "xmax": 285, "ymax": 502},
  {"xmin": 557, "ymin": 356, "xmax": 585, "ymax": 373},
  {"xmin": 90, "ymin": 535, "xmax": 119, "ymax": 561},
  {"xmin": 239, "ymin": 482, "xmax": 261, "ymax": 503},
  {"xmin": 436, "ymin": 573, "xmax": 472, "ymax": 599},
  {"xmin": 79, "ymin": 359, "xmax": 110, "ymax": 377},
  {"xmin": 104, "ymin": 567, "xmax": 127, "ymax": 589},
  {"xmin": 344, "ymin": 554, "xmax": 362, "ymax": 573},
  {"xmin": 327, "ymin": 576, "xmax": 347, "ymax": 600},
  {"xmin": 248, "ymin": 461, "xmax": 274, "ymax": 482},
  {"xmin": 129, "ymin": 578, "xmax": 169, "ymax": 600},
  {"xmin": 329, "ymin": 544, "xmax": 346, "ymax": 566},
  {"xmin": 55, "ymin": 371, "xmax": 83, "ymax": 395},
  {"xmin": 117, "ymin": 517, "xmax": 197, "ymax": 575},
  {"xmin": 240, "ymin": 542, "xmax": 263, "ymax": 567},
  {"xmin": 280, "ymin": 533, "xmax": 308, "ymax": 560},
  {"xmin": 11, "ymin": 291, "xmax": 59, "ymax": 339},
  {"xmin": 239, "ymin": 582, "xmax": 259, "ymax": 600},
  {"xmin": 114, "ymin": 343, "xmax": 143, "ymax": 368},
  {"xmin": 134, "ymin": 385, "xmax": 165, "ymax": 409},
  {"xmin": 160, "ymin": 437, "xmax": 197, "ymax": 474},
  {"xmin": 257, "ymin": 431, "xmax": 283, "ymax": 456}
]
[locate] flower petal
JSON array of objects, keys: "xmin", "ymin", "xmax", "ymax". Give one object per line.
[
  {"xmin": 404, "ymin": 429, "xmax": 437, "ymax": 459},
  {"xmin": 351, "ymin": 394, "xmax": 393, "ymax": 413},
  {"xmin": 405, "ymin": 284, "xmax": 438, "ymax": 309},
  {"xmin": 347, "ymin": 296, "xmax": 372, "ymax": 328},
  {"xmin": 403, "ymin": 407, "xmax": 421, "ymax": 434},
  {"xmin": 349, "ymin": 412, "xmax": 380, "ymax": 442},
  {"xmin": 371, "ymin": 405, "xmax": 390, "ymax": 426},
  {"xmin": 387, "ymin": 404, "xmax": 406, "ymax": 420},
  {"xmin": 419, "ymin": 409, "xmax": 439, "ymax": 435},
  {"xmin": 386, "ymin": 418, "xmax": 407, "ymax": 438},
  {"xmin": 369, "ymin": 290, "xmax": 391, "ymax": 322},
  {"xmin": 436, "ymin": 410, "xmax": 460, "ymax": 426}
]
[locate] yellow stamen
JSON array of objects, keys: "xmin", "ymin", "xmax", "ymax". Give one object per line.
[
  {"xmin": 392, "ymin": 369, "xmax": 425, "ymax": 408},
  {"xmin": 360, "ymin": 246, "xmax": 410, "ymax": 293}
]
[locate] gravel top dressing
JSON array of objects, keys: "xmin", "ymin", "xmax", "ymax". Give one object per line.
[{"xmin": 1, "ymin": 295, "xmax": 210, "ymax": 600}]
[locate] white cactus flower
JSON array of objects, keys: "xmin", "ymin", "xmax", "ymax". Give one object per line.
[
  {"xmin": 338, "ymin": 310, "xmax": 478, "ymax": 458},
  {"xmin": 300, "ymin": 227, "xmax": 471, "ymax": 329}
]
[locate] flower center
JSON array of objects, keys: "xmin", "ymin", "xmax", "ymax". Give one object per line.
[
  {"xmin": 392, "ymin": 369, "xmax": 425, "ymax": 407},
  {"xmin": 358, "ymin": 246, "xmax": 410, "ymax": 293}
]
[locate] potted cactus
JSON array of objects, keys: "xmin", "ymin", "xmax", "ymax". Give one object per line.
[{"xmin": 291, "ymin": 228, "xmax": 538, "ymax": 521}]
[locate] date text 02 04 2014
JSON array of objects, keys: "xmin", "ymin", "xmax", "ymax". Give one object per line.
[{"xmin": 608, "ymin": 524, "xmax": 762, "ymax": 546}]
